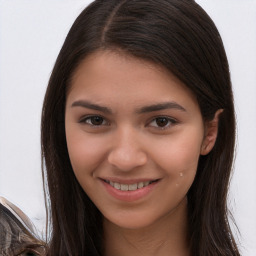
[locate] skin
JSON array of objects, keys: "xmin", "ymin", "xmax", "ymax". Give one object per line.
[{"xmin": 65, "ymin": 50, "xmax": 221, "ymax": 256}]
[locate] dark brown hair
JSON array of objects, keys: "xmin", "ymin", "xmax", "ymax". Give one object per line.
[{"xmin": 41, "ymin": 0, "xmax": 240, "ymax": 255}]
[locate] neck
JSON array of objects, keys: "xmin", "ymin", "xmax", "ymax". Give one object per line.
[{"xmin": 103, "ymin": 197, "xmax": 190, "ymax": 256}]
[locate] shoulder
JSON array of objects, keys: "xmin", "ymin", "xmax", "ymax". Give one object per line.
[{"xmin": 0, "ymin": 196, "xmax": 46, "ymax": 256}]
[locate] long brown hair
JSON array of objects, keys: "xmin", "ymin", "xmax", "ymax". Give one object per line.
[{"xmin": 41, "ymin": 0, "xmax": 240, "ymax": 255}]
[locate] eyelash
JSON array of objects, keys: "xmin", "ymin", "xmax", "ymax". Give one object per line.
[
  {"xmin": 79, "ymin": 115, "xmax": 109, "ymax": 126},
  {"xmin": 79, "ymin": 115, "xmax": 178, "ymax": 130},
  {"xmin": 148, "ymin": 116, "xmax": 178, "ymax": 130}
]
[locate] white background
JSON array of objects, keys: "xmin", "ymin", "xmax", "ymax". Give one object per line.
[{"xmin": 0, "ymin": 1, "xmax": 255, "ymax": 255}]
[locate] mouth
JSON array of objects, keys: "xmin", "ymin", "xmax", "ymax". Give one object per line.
[
  {"xmin": 100, "ymin": 178, "xmax": 161, "ymax": 202},
  {"xmin": 102, "ymin": 179, "xmax": 159, "ymax": 191}
]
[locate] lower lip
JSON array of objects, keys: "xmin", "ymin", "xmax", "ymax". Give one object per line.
[{"xmin": 100, "ymin": 180, "xmax": 159, "ymax": 202}]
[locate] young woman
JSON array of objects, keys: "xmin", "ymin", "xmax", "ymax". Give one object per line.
[{"xmin": 1, "ymin": 0, "xmax": 241, "ymax": 255}]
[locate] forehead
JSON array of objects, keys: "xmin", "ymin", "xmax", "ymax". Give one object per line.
[{"xmin": 67, "ymin": 50, "xmax": 198, "ymax": 111}]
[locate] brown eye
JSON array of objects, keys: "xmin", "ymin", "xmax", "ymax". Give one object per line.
[
  {"xmin": 149, "ymin": 116, "xmax": 177, "ymax": 129},
  {"xmin": 90, "ymin": 116, "xmax": 104, "ymax": 125},
  {"xmin": 80, "ymin": 115, "xmax": 108, "ymax": 126},
  {"xmin": 155, "ymin": 117, "xmax": 169, "ymax": 127}
]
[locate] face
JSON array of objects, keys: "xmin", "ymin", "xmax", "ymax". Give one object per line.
[{"xmin": 65, "ymin": 50, "xmax": 207, "ymax": 229}]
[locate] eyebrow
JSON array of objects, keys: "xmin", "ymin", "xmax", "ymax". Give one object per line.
[
  {"xmin": 71, "ymin": 100, "xmax": 112, "ymax": 114},
  {"xmin": 71, "ymin": 100, "xmax": 186, "ymax": 114},
  {"xmin": 135, "ymin": 102, "xmax": 186, "ymax": 114}
]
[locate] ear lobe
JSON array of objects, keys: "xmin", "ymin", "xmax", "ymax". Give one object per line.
[{"xmin": 200, "ymin": 109, "xmax": 223, "ymax": 155}]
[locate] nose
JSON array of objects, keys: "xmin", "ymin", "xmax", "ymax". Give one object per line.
[{"xmin": 107, "ymin": 127, "xmax": 147, "ymax": 172}]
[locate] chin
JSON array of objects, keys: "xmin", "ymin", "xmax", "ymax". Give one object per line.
[
  {"xmin": 102, "ymin": 197, "xmax": 188, "ymax": 231},
  {"xmin": 103, "ymin": 209, "xmax": 167, "ymax": 230},
  {"xmin": 107, "ymin": 218, "xmax": 155, "ymax": 230}
]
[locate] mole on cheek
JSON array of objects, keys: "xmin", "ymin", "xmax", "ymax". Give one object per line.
[{"xmin": 176, "ymin": 172, "xmax": 184, "ymax": 187}]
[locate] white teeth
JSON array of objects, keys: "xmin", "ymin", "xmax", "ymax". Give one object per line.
[
  {"xmin": 143, "ymin": 181, "xmax": 150, "ymax": 186},
  {"xmin": 114, "ymin": 182, "xmax": 121, "ymax": 189},
  {"xmin": 138, "ymin": 182, "xmax": 144, "ymax": 189},
  {"xmin": 121, "ymin": 184, "xmax": 129, "ymax": 191},
  {"xmin": 128, "ymin": 183, "xmax": 138, "ymax": 191},
  {"xmin": 107, "ymin": 180, "xmax": 155, "ymax": 191}
]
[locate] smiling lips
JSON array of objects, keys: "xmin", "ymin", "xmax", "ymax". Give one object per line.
[
  {"xmin": 104, "ymin": 179, "xmax": 158, "ymax": 191},
  {"xmin": 101, "ymin": 178, "xmax": 160, "ymax": 201}
]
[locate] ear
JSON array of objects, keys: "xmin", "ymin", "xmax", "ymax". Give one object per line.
[{"xmin": 200, "ymin": 109, "xmax": 223, "ymax": 155}]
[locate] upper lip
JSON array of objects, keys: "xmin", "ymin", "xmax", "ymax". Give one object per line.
[{"xmin": 99, "ymin": 177, "xmax": 160, "ymax": 184}]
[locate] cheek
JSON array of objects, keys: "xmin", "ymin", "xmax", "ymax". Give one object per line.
[
  {"xmin": 65, "ymin": 126, "xmax": 107, "ymax": 180},
  {"xmin": 149, "ymin": 127, "xmax": 203, "ymax": 182}
]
